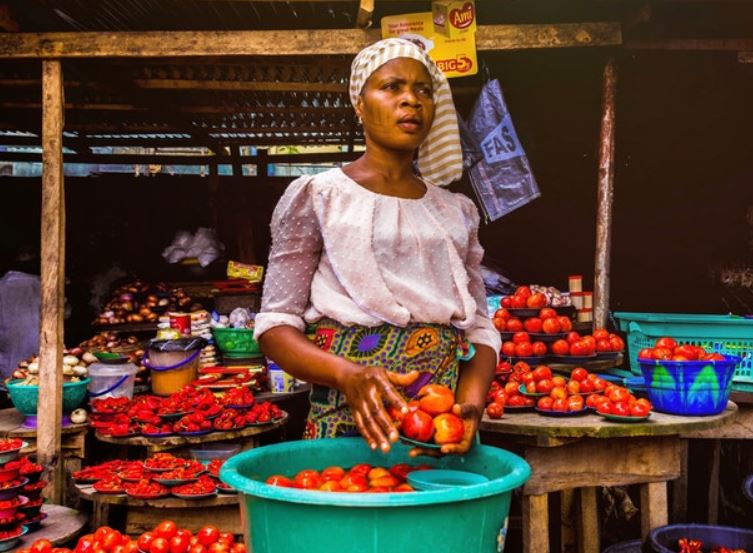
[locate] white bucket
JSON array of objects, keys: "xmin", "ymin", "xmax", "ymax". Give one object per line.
[{"xmin": 87, "ymin": 361, "xmax": 138, "ymax": 399}]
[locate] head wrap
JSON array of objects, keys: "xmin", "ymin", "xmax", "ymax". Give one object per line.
[{"xmin": 349, "ymin": 38, "xmax": 463, "ymax": 186}]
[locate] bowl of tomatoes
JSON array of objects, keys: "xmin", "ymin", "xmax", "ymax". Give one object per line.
[{"xmin": 637, "ymin": 336, "xmax": 739, "ymax": 416}]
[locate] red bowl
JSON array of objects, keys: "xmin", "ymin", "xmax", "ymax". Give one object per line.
[{"xmin": 0, "ymin": 467, "xmax": 20, "ymax": 485}]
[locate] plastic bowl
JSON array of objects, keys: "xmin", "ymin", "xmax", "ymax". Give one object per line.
[
  {"xmin": 0, "ymin": 467, "xmax": 19, "ymax": 484},
  {"xmin": 6, "ymin": 379, "xmax": 90, "ymax": 416},
  {"xmin": 190, "ymin": 443, "xmax": 241, "ymax": 465},
  {"xmin": 645, "ymin": 523, "xmax": 753, "ymax": 553},
  {"xmin": 0, "ymin": 526, "xmax": 27, "ymax": 552},
  {"xmin": 220, "ymin": 438, "xmax": 531, "ymax": 553},
  {"xmin": 638, "ymin": 355, "xmax": 739, "ymax": 416},
  {"xmin": 0, "ymin": 496, "xmax": 27, "ymax": 519},
  {"xmin": 407, "ymin": 469, "xmax": 490, "ymax": 491},
  {"xmin": 211, "ymin": 328, "xmax": 260, "ymax": 357}
]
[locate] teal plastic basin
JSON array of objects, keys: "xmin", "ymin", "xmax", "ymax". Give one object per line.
[
  {"xmin": 220, "ymin": 438, "xmax": 531, "ymax": 553},
  {"xmin": 6, "ymin": 378, "xmax": 90, "ymax": 415}
]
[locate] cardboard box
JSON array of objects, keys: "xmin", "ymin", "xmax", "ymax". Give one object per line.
[{"xmin": 432, "ymin": 0, "xmax": 476, "ymax": 38}]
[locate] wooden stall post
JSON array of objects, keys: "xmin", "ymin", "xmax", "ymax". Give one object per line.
[
  {"xmin": 593, "ymin": 58, "xmax": 617, "ymax": 329},
  {"xmin": 38, "ymin": 58, "xmax": 66, "ymax": 504}
]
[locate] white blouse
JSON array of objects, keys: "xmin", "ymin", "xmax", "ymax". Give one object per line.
[{"xmin": 254, "ymin": 168, "xmax": 501, "ymax": 360}]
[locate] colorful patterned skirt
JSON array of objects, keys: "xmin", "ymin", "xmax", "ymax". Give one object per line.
[{"xmin": 302, "ymin": 318, "xmax": 462, "ymax": 440}]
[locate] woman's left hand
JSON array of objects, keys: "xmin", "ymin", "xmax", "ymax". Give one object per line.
[{"xmin": 408, "ymin": 403, "xmax": 481, "ymax": 458}]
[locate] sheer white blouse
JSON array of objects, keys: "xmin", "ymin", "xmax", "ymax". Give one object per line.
[{"xmin": 254, "ymin": 168, "xmax": 500, "ymax": 361}]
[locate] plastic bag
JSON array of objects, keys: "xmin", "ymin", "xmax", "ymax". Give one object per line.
[
  {"xmin": 461, "ymin": 79, "xmax": 540, "ymax": 222},
  {"xmin": 162, "ymin": 228, "xmax": 225, "ymax": 267}
]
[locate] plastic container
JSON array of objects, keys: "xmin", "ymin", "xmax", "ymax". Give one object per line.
[
  {"xmin": 220, "ymin": 437, "xmax": 531, "ymax": 553},
  {"xmin": 145, "ymin": 338, "xmax": 206, "ymax": 396},
  {"xmin": 87, "ymin": 359, "xmax": 138, "ymax": 399},
  {"xmin": 190, "ymin": 442, "xmax": 241, "ymax": 465},
  {"xmin": 600, "ymin": 539, "xmax": 641, "ymax": 553},
  {"xmin": 645, "ymin": 523, "xmax": 753, "ymax": 553},
  {"xmin": 614, "ymin": 312, "xmax": 753, "ymax": 383},
  {"xmin": 212, "ymin": 328, "xmax": 260, "ymax": 358},
  {"xmin": 638, "ymin": 354, "xmax": 739, "ymax": 416},
  {"xmin": 6, "ymin": 379, "xmax": 90, "ymax": 421}
]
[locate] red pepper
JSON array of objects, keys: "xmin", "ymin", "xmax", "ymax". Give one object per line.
[{"xmin": 678, "ymin": 538, "xmax": 703, "ymax": 553}]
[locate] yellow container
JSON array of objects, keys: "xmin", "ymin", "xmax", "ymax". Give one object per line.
[{"xmin": 146, "ymin": 339, "xmax": 204, "ymax": 396}]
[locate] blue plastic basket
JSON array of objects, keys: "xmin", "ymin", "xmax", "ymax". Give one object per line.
[{"xmin": 613, "ymin": 312, "xmax": 753, "ymax": 384}]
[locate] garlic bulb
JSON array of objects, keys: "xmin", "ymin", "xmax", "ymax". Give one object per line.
[{"xmin": 70, "ymin": 409, "xmax": 88, "ymax": 424}]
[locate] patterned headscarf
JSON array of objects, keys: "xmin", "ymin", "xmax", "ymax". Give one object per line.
[{"xmin": 349, "ymin": 38, "xmax": 463, "ymax": 186}]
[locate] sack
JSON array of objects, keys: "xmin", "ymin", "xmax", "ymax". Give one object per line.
[{"xmin": 461, "ymin": 79, "xmax": 540, "ymax": 221}]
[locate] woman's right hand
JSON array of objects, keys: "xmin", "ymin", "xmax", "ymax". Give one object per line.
[{"xmin": 339, "ymin": 365, "xmax": 418, "ymax": 453}]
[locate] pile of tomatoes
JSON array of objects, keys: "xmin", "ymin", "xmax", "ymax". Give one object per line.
[
  {"xmin": 638, "ymin": 336, "xmax": 726, "ymax": 362},
  {"xmin": 493, "ymin": 306, "xmax": 572, "ymax": 335},
  {"xmin": 499, "ymin": 286, "xmax": 550, "ymax": 310},
  {"xmin": 266, "ymin": 463, "xmax": 432, "ymax": 493},
  {"xmin": 592, "ymin": 385, "xmax": 652, "ymax": 419},
  {"xmin": 390, "ymin": 384, "xmax": 464, "ymax": 446},
  {"xmin": 18, "ymin": 521, "xmax": 245, "ymax": 553},
  {"xmin": 550, "ymin": 329, "xmax": 624, "ymax": 357}
]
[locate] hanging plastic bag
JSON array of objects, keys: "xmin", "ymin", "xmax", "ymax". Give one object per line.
[{"xmin": 461, "ymin": 79, "xmax": 540, "ymax": 221}]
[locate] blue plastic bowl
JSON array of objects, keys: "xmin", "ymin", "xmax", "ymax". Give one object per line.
[
  {"xmin": 6, "ymin": 378, "xmax": 91, "ymax": 415},
  {"xmin": 407, "ymin": 469, "xmax": 490, "ymax": 490},
  {"xmin": 638, "ymin": 355, "xmax": 739, "ymax": 416},
  {"xmin": 646, "ymin": 524, "xmax": 753, "ymax": 553}
]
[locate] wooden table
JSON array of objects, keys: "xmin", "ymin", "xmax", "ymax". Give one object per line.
[
  {"xmin": 479, "ymin": 403, "xmax": 737, "ymax": 553},
  {"xmin": 94, "ymin": 415, "xmax": 287, "ymax": 455},
  {"xmin": 75, "ymin": 484, "xmax": 242, "ymax": 535},
  {"xmin": 9, "ymin": 504, "xmax": 88, "ymax": 551}
]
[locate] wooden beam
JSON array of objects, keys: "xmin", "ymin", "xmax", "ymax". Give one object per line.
[
  {"xmin": 593, "ymin": 58, "xmax": 617, "ymax": 329},
  {"xmin": 0, "ymin": 151, "xmax": 361, "ymax": 165},
  {"xmin": 738, "ymin": 51, "xmax": 753, "ymax": 63},
  {"xmin": 0, "ymin": 23, "xmax": 622, "ymax": 59},
  {"xmin": 38, "ymin": 59, "xmax": 65, "ymax": 505},
  {"xmin": 625, "ymin": 38, "xmax": 753, "ymax": 51},
  {"xmin": 356, "ymin": 0, "xmax": 375, "ymax": 29},
  {"xmin": 132, "ymin": 79, "xmax": 348, "ymax": 93}
]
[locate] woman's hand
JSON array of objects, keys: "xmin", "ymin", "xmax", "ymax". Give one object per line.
[
  {"xmin": 408, "ymin": 403, "xmax": 481, "ymax": 458},
  {"xmin": 339, "ymin": 365, "xmax": 419, "ymax": 453}
]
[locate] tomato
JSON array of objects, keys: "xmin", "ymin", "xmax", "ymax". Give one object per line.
[
  {"xmin": 635, "ymin": 398, "xmax": 652, "ymax": 411},
  {"xmin": 585, "ymin": 393, "xmax": 601, "ymax": 409},
  {"xmin": 596, "ymin": 339, "xmax": 612, "ymax": 353},
  {"xmin": 579, "ymin": 379, "xmax": 595, "ymax": 394},
  {"xmin": 551, "ymin": 340, "xmax": 569, "ymax": 355},
  {"xmin": 524, "ymin": 317, "xmax": 543, "ymax": 334},
  {"xmin": 581, "ymin": 336, "xmax": 596, "ymax": 354},
  {"xmin": 637, "ymin": 348, "xmax": 655, "ymax": 360},
  {"xmin": 708, "ymin": 353, "xmax": 726, "ymax": 361},
  {"xmin": 608, "ymin": 335, "xmax": 625, "ymax": 352},
  {"xmin": 512, "ymin": 332, "xmax": 530, "ymax": 345},
  {"xmin": 217, "ymin": 534, "xmax": 234, "ymax": 546},
  {"xmin": 76, "ymin": 536, "xmax": 96, "ymax": 553},
  {"xmin": 229, "ymin": 545, "xmax": 246, "ymax": 553},
  {"xmin": 566, "ymin": 380, "xmax": 580, "ymax": 395},
  {"xmin": 493, "ymin": 317, "xmax": 506, "ymax": 331},
  {"xmin": 539, "ymin": 308, "xmax": 557, "ymax": 320},
  {"xmin": 188, "ymin": 547, "xmax": 205, "ymax": 553},
  {"xmin": 597, "ymin": 399, "xmax": 612, "ymax": 414},
  {"xmin": 188, "ymin": 539, "xmax": 198, "ymax": 548},
  {"xmin": 570, "ymin": 341, "xmax": 589, "ymax": 356},
  {"xmin": 552, "ymin": 398, "xmax": 568, "ymax": 412},
  {"xmin": 486, "ymin": 402, "xmax": 503, "ymax": 419},
  {"xmin": 196, "ymin": 527, "xmax": 220, "ymax": 547},
  {"xmin": 672, "ymin": 344, "xmax": 697, "ymax": 360},
  {"xmin": 155, "ymin": 521, "xmax": 177, "ymax": 540},
  {"xmin": 511, "ymin": 295, "xmax": 527, "ymax": 308},
  {"xmin": 611, "ymin": 402, "xmax": 631, "ymax": 417},
  {"xmin": 495, "ymin": 308, "xmax": 511, "ymax": 320},
  {"xmin": 515, "ymin": 342, "xmax": 533, "ymax": 357},
  {"xmin": 653, "ymin": 347, "xmax": 672, "ymax": 360},
  {"xmin": 501, "ymin": 296, "xmax": 513, "ymax": 308},
  {"xmin": 31, "ymin": 540, "xmax": 53, "ymax": 553},
  {"xmin": 551, "ymin": 376, "xmax": 566, "ymax": 388},
  {"xmin": 174, "ymin": 532, "xmax": 192, "ymax": 545},
  {"xmin": 149, "ymin": 538, "xmax": 169, "ymax": 553},
  {"xmin": 608, "ymin": 387, "xmax": 631, "ymax": 403},
  {"xmin": 592, "ymin": 328, "xmax": 609, "ymax": 341},
  {"xmin": 535, "ymin": 379, "xmax": 553, "ymax": 394},
  {"xmin": 541, "ymin": 318, "xmax": 561, "ymax": 334},
  {"xmin": 207, "ymin": 544, "xmax": 228, "ymax": 553},
  {"xmin": 570, "ymin": 367, "xmax": 588, "ymax": 382},
  {"xmin": 169, "ymin": 537, "xmax": 190, "ymax": 553},
  {"xmin": 501, "ymin": 342, "xmax": 516, "ymax": 357},
  {"xmin": 506, "ymin": 318, "xmax": 523, "ymax": 332},
  {"xmin": 125, "ymin": 544, "xmax": 140, "ymax": 553},
  {"xmin": 630, "ymin": 404, "xmax": 650, "ymax": 417},
  {"xmin": 532, "ymin": 341, "xmax": 547, "ymax": 356},
  {"xmin": 654, "ymin": 337, "xmax": 678, "ymax": 350},
  {"xmin": 504, "ymin": 382, "xmax": 519, "ymax": 395},
  {"xmin": 536, "ymin": 396, "xmax": 553, "ymax": 410},
  {"xmin": 532, "ymin": 365, "xmax": 552, "ymax": 381},
  {"xmin": 103, "ymin": 531, "xmax": 123, "ymax": 551},
  {"xmin": 515, "ymin": 286, "xmax": 532, "ymax": 299},
  {"xmin": 137, "ymin": 534, "xmax": 155, "ymax": 553},
  {"xmin": 525, "ymin": 381, "xmax": 537, "ymax": 394},
  {"xmin": 521, "ymin": 372, "xmax": 535, "ymax": 385},
  {"xmin": 320, "ymin": 466, "xmax": 345, "ymax": 482},
  {"xmin": 113, "ymin": 546, "xmax": 127, "ymax": 553},
  {"xmin": 526, "ymin": 292, "xmax": 548, "ymax": 308},
  {"xmin": 94, "ymin": 529, "xmax": 112, "ymax": 543},
  {"xmin": 567, "ymin": 396, "xmax": 584, "ymax": 411},
  {"xmin": 265, "ymin": 475, "xmax": 293, "ymax": 487}
]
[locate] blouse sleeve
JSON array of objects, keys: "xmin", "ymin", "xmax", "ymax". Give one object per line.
[
  {"xmin": 254, "ymin": 176, "xmax": 322, "ymax": 340},
  {"xmin": 460, "ymin": 197, "xmax": 501, "ymax": 364}
]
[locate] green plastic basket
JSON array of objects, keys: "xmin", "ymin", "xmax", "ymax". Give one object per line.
[
  {"xmin": 220, "ymin": 438, "xmax": 531, "ymax": 553},
  {"xmin": 211, "ymin": 327, "xmax": 260, "ymax": 358},
  {"xmin": 614, "ymin": 312, "xmax": 753, "ymax": 384}
]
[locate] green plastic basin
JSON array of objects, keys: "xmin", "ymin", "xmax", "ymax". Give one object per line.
[
  {"xmin": 6, "ymin": 378, "xmax": 90, "ymax": 415},
  {"xmin": 220, "ymin": 438, "xmax": 530, "ymax": 553}
]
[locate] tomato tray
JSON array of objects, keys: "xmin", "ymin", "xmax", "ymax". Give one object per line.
[
  {"xmin": 548, "ymin": 354, "xmax": 597, "ymax": 364},
  {"xmin": 599, "ymin": 413, "xmax": 651, "ymax": 423},
  {"xmin": 153, "ymin": 477, "xmax": 199, "ymax": 487},
  {"xmin": 534, "ymin": 406, "xmax": 590, "ymax": 417}
]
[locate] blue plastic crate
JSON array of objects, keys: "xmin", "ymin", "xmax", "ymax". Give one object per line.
[{"xmin": 613, "ymin": 312, "xmax": 753, "ymax": 384}]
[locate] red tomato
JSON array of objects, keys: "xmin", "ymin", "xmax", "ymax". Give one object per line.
[
  {"xmin": 597, "ymin": 399, "xmax": 613, "ymax": 414},
  {"xmin": 532, "ymin": 342, "xmax": 547, "ymax": 356},
  {"xmin": 506, "ymin": 318, "xmax": 523, "ymax": 332},
  {"xmin": 535, "ymin": 379, "xmax": 553, "ymax": 394},
  {"xmin": 494, "ymin": 308, "xmax": 511, "ymax": 320},
  {"xmin": 551, "ymin": 340, "xmax": 570, "ymax": 355},
  {"xmin": 612, "ymin": 402, "xmax": 631, "ymax": 417},
  {"xmin": 570, "ymin": 367, "xmax": 588, "ymax": 382},
  {"xmin": 188, "ymin": 547, "xmax": 205, "ymax": 553},
  {"xmin": 103, "ymin": 531, "xmax": 123, "ymax": 551},
  {"xmin": 293, "ymin": 469, "xmax": 321, "ymax": 490},
  {"xmin": 654, "ymin": 337, "xmax": 678, "ymax": 350},
  {"xmin": 401, "ymin": 409, "xmax": 434, "ymax": 442},
  {"xmin": 653, "ymin": 347, "xmax": 672, "ymax": 360},
  {"xmin": 541, "ymin": 318, "xmax": 561, "ymax": 335},
  {"xmin": 579, "ymin": 379, "xmax": 595, "ymax": 394},
  {"xmin": 532, "ymin": 365, "xmax": 552, "ymax": 381},
  {"xmin": 551, "ymin": 398, "xmax": 568, "ymax": 412},
  {"xmin": 515, "ymin": 286, "xmax": 532, "ymax": 299},
  {"xmin": 536, "ymin": 396, "xmax": 553, "ymax": 410},
  {"xmin": 320, "ymin": 466, "xmax": 346, "ymax": 482},
  {"xmin": 512, "ymin": 332, "xmax": 530, "ymax": 344},
  {"xmin": 524, "ymin": 318, "xmax": 543, "ymax": 334},
  {"xmin": 567, "ymin": 396, "xmax": 584, "ymax": 411},
  {"xmin": 551, "ymin": 376, "xmax": 566, "ymax": 388},
  {"xmin": 608, "ymin": 387, "xmax": 631, "ymax": 403},
  {"xmin": 149, "ymin": 539, "xmax": 169, "ymax": 553},
  {"xmin": 501, "ymin": 296, "xmax": 513, "ymax": 308},
  {"xmin": 708, "ymin": 353, "xmax": 726, "ymax": 361},
  {"xmin": 558, "ymin": 317, "xmax": 573, "ymax": 332},
  {"xmin": 196, "ymin": 528, "xmax": 220, "ymax": 548},
  {"xmin": 486, "ymin": 402, "xmax": 504, "ymax": 419},
  {"xmin": 125, "ymin": 544, "xmax": 140, "ymax": 553},
  {"xmin": 526, "ymin": 293, "xmax": 548, "ymax": 308},
  {"xmin": 566, "ymin": 331, "xmax": 581, "ymax": 345},
  {"xmin": 504, "ymin": 381, "xmax": 520, "ymax": 395},
  {"xmin": 570, "ymin": 341, "xmax": 589, "ymax": 356},
  {"xmin": 94, "ymin": 529, "xmax": 112, "ymax": 543},
  {"xmin": 169, "ymin": 537, "xmax": 190, "ymax": 553},
  {"xmin": 137, "ymin": 534, "xmax": 155, "ymax": 553},
  {"xmin": 566, "ymin": 380, "xmax": 580, "ymax": 395},
  {"xmin": 217, "ymin": 535, "xmax": 233, "ymax": 546},
  {"xmin": 672, "ymin": 344, "xmax": 697, "ymax": 360},
  {"xmin": 493, "ymin": 317, "xmax": 506, "ymax": 331},
  {"xmin": 417, "ymin": 384, "xmax": 455, "ymax": 416},
  {"xmin": 581, "ymin": 336, "xmax": 596, "ymax": 353},
  {"xmin": 608, "ymin": 335, "xmax": 625, "ymax": 352},
  {"xmin": 638, "ymin": 348, "xmax": 655, "ymax": 359},
  {"xmin": 501, "ymin": 342, "xmax": 516, "ymax": 357},
  {"xmin": 539, "ymin": 308, "xmax": 557, "ymax": 320},
  {"xmin": 511, "ymin": 295, "xmax": 527, "ymax": 308},
  {"xmin": 630, "ymin": 404, "xmax": 650, "ymax": 417},
  {"xmin": 31, "ymin": 540, "xmax": 53, "ymax": 553},
  {"xmin": 207, "ymin": 544, "xmax": 228, "ymax": 553},
  {"xmin": 229, "ymin": 545, "xmax": 246, "ymax": 553},
  {"xmin": 592, "ymin": 328, "xmax": 609, "ymax": 340},
  {"xmin": 174, "ymin": 532, "xmax": 192, "ymax": 544},
  {"xmin": 596, "ymin": 339, "xmax": 612, "ymax": 353},
  {"xmin": 515, "ymin": 342, "xmax": 533, "ymax": 357},
  {"xmin": 155, "ymin": 522, "xmax": 178, "ymax": 540}
]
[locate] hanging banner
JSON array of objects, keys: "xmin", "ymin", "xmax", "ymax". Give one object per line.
[{"xmin": 380, "ymin": 10, "xmax": 477, "ymax": 79}]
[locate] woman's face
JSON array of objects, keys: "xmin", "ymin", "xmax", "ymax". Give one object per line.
[{"xmin": 356, "ymin": 58, "xmax": 435, "ymax": 152}]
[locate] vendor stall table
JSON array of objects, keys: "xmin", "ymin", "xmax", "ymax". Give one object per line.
[
  {"xmin": 94, "ymin": 415, "xmax": 287, "ymax": 455},
  {"xmin": 75, "ymin": 484, "xmax": 241, "ymax": 535},
  {"xmin": 480, "ymin": 403, "xmax": 737, "ymax": 553},
  {"xmin": 10, "ymin": 505, "xmax": 88, "ymax": 551}
]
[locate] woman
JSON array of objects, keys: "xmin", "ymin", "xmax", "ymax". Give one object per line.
[{"xmin": 254, "ymin": 38, "xmax": 501, "ymax": 456}]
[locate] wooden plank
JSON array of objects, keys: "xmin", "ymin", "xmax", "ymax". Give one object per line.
[
  {"xmin": 480, "ymin": 402, "xmax": 737, "ymax": 440},
  {"xmin": 738, "ymin": 51, "xmax": 753, "ymax": 64},
  {"xmin": 593, "ymin": 58, "xmax": 617, "ymax": 329},
  {"xmin": 133, "ymin": 79, "xmax": 348, "ymax": 93},
  {"xmin": 522, "ymin": 493, "xmax": 549, "ymax": 553},
  {"xmin": 670, "ymin": 440, "xmax": 689, "ymax": 523},
  {"xmin": 640, "ymin": 482, "xmax": 668, "ymax": 539},
  {"xmin": 577, "ymin": 487, "xmax": 600, "ymax": 553},
  {"xmin": 0, "ymin": 151, "xmax": 361, "ymax": 165},
  {"xmin": 625, "ymin": 38, "xmax": 753, "ymax": 51},
  {"xmin": 76, "ymin": 484, "xmax": 240, "ymax": 508},
  {"xmin": 127, "ymin": 505, "xmax": 242, "ymax": 535},
  {"xmin": 523, "ymin": 437, "xmax": 681, "ymax": 495},
  {"xmin": 0, "ymin": 23, "xmax": 621, "ymax": 59},
  {"xmin": 560, "ymin": 489, "xmax": 575, "ymax": 553},
  {"xmin": 681, "ymin": 404, "xmax": 753, "ymax": 439},
  {"xmin": 707, "ymin": 439, "xmax": 721, "ymax": 524},
  {"xmin": 38, "ymin": 59, "xmax": 65, "ymax": 505}
]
